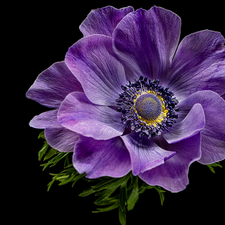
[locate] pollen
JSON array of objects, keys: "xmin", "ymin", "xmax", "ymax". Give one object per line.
[
  {"xmin": 116, "ymin": 76, "xmax": 179, "ymax": 138},
  {"xmin": 134, "ymin": 92, "xmax": 168, "ymax": 127}
]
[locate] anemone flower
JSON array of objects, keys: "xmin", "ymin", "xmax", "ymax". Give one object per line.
[{"xmin": 26, "ymin": 6, "xmax": 225, "ymax": 192}]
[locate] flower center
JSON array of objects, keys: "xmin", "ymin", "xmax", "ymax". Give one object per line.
[
  {"xmin": 116, "ymin": 76, "xmax": 180, "ymax": 138},
  {"xmin": 135, "ymin": 93, "xmax": 162, "ymax": 121}
]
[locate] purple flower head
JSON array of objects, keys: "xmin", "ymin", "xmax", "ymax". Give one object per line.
[{"xmin": 26, "ymin": 6, "xmax": 225, "ymax": 192}]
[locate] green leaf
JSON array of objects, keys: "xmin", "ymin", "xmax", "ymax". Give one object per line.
[
  {"xmin": 41, "ymin": 152, "xmax": 70, "ymax": 170},
  {"xmin": 119, "ymin": 207, "xmax": 126, "ymax": 225},
  {"xmin": 92, "ymin": 201, "xmax": 119, "ymax": 213},
  {"xmin": 207, "ymin": 162, "xmax": 223, "ymax": 173},
  {"xmin": 59, "ymin": 172, "xmax": 85, "ymax": 187},
  {"xmin": 47, "ymin": 179, "xmax": 55, "ymax": 192},
  {"xmin": 38, "ymin": 131, "xmax": 45, "ymax": 139},
  {"xmin": 127, "ymin": 188, "xmax": 139, "ymax": 211},
  {"xmin": 138, "ymin": 181, "xmax": 154, "ymax": 194},
  {"xmin": 92, "ymin": 179, "xmax": 117, "ymax": 191},
  {"xmin": 47, "ymin": 165, "xmax": 85, "ymax": 191},
  {"xmin": 37, "ymin": 131, "xmax": 84, "ymax": 190},
  {"xmin": 127, "ymin": 177, "xmax": 139, "ymax": 211},
  {"xmin": 94, "ymin": 188, "xmax": 118, "ymax": 205},
  {"xmin": 92, "ymin": 176, "xmax": 125, "ymax": 191},
  {"xmin": 38, "ymin": 141, "xmax": 49, "ymax": 161},
  {"xmin": 72, "ymin": 174, "xmax": 86, "ymax": 187},
  {"xmin": 154, "ymin": 186, "xmax": 165, "ymax": 206},
  {"xmin": 119, "ymin": 180, "xmax": 127, "ymax": 211},
  {"xmin": 43, "ymin": 148, "xmax": 58, "ymax": 161},
  {"xmin": 63, "ymin": 154, "xmax": 70, "ymax": 168},
  {"xmin": 79, "ymin": 188, "xmax": 96, "ymax": 197}
]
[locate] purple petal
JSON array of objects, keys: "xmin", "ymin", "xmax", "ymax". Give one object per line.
[
  {"xmin": 113, "ymin": 6, "xmax": 181, "ymax": 81},
  {"xmin": 121, "ymin": 133, "xmax": 176, "ymax": 176},
  {"xmin": 65, "ymin": 35, "xmax": 126, "ymax": 106},
  {"xmin": 73, "ymin": 136, "xmax": 131, "ymax": 178},
  {"xmin": 58, "ymin": 92, "xmax": 125, "ymax": 140},
  {"xmin": 45, "ymin": 126, "xmax": 79, "ymax": 152},
  {"xmin": 29, "ymin": 109, "xmax": 79, "ymax": 152},
  {"xmin": 26, "ymin": 61, "xmax": 83, "ymax": 108},
  {"xmin": 168, "ymin": 30, "xmax": 225, "ymax": 101},
  {"xmin": 178, "ymin": 90, "xmax": 225, "ymax": 164},
  {"xmin": 80, "ymin": 6, "xmax": 134, "ymax": 37},
  {"xmin": 29, "ymin": 110, "xmax": 59, "ymax": 129},
  {"xmin": 139, "ymin": 133, "xmax": 201, "ymax": 192},
  {"xmin": 163, "ymin": 103, "xmax": 205, "ymax": 143}
]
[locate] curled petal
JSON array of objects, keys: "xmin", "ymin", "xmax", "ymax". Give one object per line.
[
  {"xmin": 58, "ymin": 92, "xmax": 124, "ymax": 140},
  {"xmin": 121, "ymin": 133, "xmax": 176, "ymax": 176},
  {"xmin": 178, "ymin": 90, "xmax": 225, "ymax": 164},
  {"xmin": 139, "ymin": 134, "xmax": 202, "ymax": 192},
  {"xmin": 163, "ymin": 103, "xmax": 205, "ymax": 143},
  {"xmin": 73, "ymin": 136, "xmax": 131, "ymax": 178},
  {"xmin": 80, "ymin": 6, "xmax": 134, "ymax": 37}
]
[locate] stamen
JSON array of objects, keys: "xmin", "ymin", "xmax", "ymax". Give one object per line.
[{"xmin": 116, "ymin": 77, "xmax": 180, "ymax": 138}]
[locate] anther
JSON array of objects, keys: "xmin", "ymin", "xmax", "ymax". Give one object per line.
[{"xmin": 116, "ymin": 76, "xmax": 179, "ymax": 138}]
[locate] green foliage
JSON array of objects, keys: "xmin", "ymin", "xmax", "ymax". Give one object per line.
[
  {"xmin": 79, "ymin": 172, "xmax": 165, "ymax": 225},
  {"xmin": 37, "ymin": 131, "xmax": 225, "ymax": 224},
  {"xmin": 37, "ymin": 131, "xmax": 83, "ymax": 188},
  {"xmin": 206, "ymin": 162, "xmax": 223, "ymax": 173},
  {"xmin": 47, "ymin": 165, "xmax": 85, "ymax": 191},
  {"xmin": 37, "ymin": 131, "xmax": 166, "ymax": 225},
  {"xmin": 138, "ymin": 181, "xmax": 165, "ymax": 206}
]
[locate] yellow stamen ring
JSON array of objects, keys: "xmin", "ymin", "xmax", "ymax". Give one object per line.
[{"xmin": 133, "ymin": 91, "xmax": 168, "ymax": 127}]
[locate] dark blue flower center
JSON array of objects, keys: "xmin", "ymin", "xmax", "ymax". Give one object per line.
[
  {"xmin": 135, "ymin": 93, "xmax": 162, "ymax": 121},
  {"xmin": 116, "ymin": 76, "xmax": 180, "ymax": 138}
]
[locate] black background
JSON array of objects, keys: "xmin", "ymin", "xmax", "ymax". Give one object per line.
[{"xmin": 9, "ymin": 1, "xmax": 225, "ymax": 224}]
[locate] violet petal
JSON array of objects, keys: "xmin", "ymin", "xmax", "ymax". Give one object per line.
[
  {"xmin": 73, "ymin": 136, "xmax": 131, "ymax": 178},
  {"xmin": 45, "ymin": 126, "xmax": 79, "ymax": 152},
  {"xmin": 26, "ymin": 61, "xmax": 83, "ymax": 108},
  {"xmin": 29, "ymin": 110, "xmax": 59, "ymax": 129},
  {"xmin": 65, "ymin": 35, "xmax": 126, "ymax": 106},
  {"xmin": 113, "ymin": 6, "xmax": 181, "ymax": 81},
  {"xmin": 121, "ymin": 133, "xmax": 176, "ymax": 176},
  {"xmin": 178, "ymin": 90, "xmax": 225, "ymax": 164},
  {"xmin": 29, "ymin": 109, "xmax": 78, "ymax": 152},
  {"xmin": 80, "ymin": 6, "xmax": 134, "ymax": 37},
  {"xmin": 58, "ymin": 92, "xmax": 125, "ymax": 140},
  {"xmin": 139, "ymin": 133, "xmax": 201, "ymax": 192},
  {"xmin": 163, "ymin": 103, "xmax": 205, "ymax": 143},
  {"xmin": 168, "ymin": 30, "xmax": 225, "ymax": 101}
]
